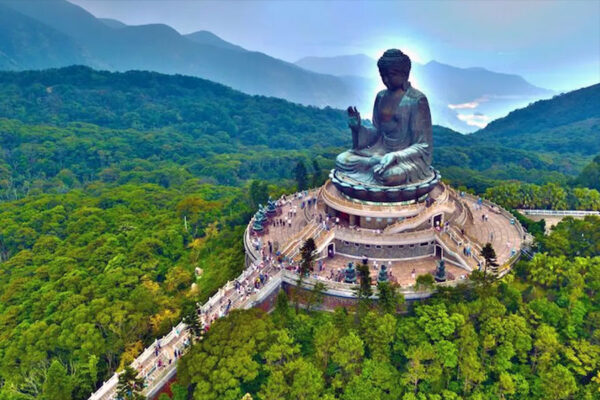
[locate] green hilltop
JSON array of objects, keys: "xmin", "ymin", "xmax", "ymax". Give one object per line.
[{"xmin": 0, "ymin": 66, "xmax": 597, "ymax": 399}]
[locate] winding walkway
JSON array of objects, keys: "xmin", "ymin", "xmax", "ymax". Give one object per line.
[{"xmin": 89, "ymin": 192, "xmax": 316, "ymax": 400}]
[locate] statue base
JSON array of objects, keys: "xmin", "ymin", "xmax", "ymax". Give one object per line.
[{"xmin": 330, "ymin": 167, "xmax": 441, "ymax": 203}]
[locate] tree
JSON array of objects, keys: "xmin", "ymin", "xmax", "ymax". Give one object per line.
[
  {"xmin": 415, "ymin": 273, "xmax": 434, "ymax": 290},
  {"xmin": 296, "ymin": 238, "xmax": 316, "ymax": 311},
  {"xmin": 377, "ymin": 281, "xmax": 404, "ymax": 315},
  {"xmin": 356, "ymin": 262, "xmax": 373, "ymax": 300},
  {"xmin": 116, "ymin": 366, "xmax": 145, "ymax": 400},
  {"xmin": 264, "ymin": 329, "xmax": 300, "ymax": 368},
  {"xmin": 480, "ymin": 242, "xmax": 499, "ymax": 276},
  {"xmin": 306, "ymin": 281, "xmax": 327, "ymax": 313},
  {"xmin": 360, "ymin": 312, "xmax": 396, "ymax": 362},
  {"xmin": 42, "ymin": 360, "xmax": 72, "ymax": 400},
  {"xmin": 178, "ymin": 309, "xmax": 273, "ymax": 400},
  {"xmin": 575, "ymin": 155, "xmax": 600, "ymax": 190},
  {"xmin": 312, "ymin": 159, "xmax": 323, "ymax": 188},
  {"xmin": 332, "ymin": 332, "xmax": 365, "ymax": 388},
  {"xmin": 532, "ymin": 324, "xmax": 561, "ymax": 372},
  {"xmin": 182, "ymin": 302, "xmax": 203, "ymax": 343},
  {"xmin": 294, "ymin": 160, "xmax": 309, "ymax": 191},
  {"xmin": 273, "ymin": 290, "xmax": 292, "ymax": 327},
  {"xmin": 343, "ymin": 360, "xmax": 402, "ymax": 400},
  {"xmin": 415, "ymin": 303, "xmax": 463, "ymax": 342},
  {"xmin": 353, "ymin": 261, "xmax": 373, "ymax": 317},
  {"xmin": 299, "ymin": 238, "xmax": 316, "ymax": 277},
  {"xmin": 314, "ymin": 321, "xmax": 340, "ymax": 371},
  {"xmin": 540, "ymin": 365, "xmax": 577, "ymax": 400},
  {"xmin": 457, "ymin": 323, "xmax": 485, "ymax": 393},
  {"xmin": 401, "ymin": 343, "xmax": 436, "ymax": 394},
  {"xmin": 249, "ymin": 180, "xmax": 269, "ymax": 209},
  {"xmin": 170, "ymin": 384, "xmax": 188, "ymax": 400}
]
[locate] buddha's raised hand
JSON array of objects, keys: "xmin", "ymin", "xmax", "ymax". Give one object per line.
[{"xmin": 347, "ymin": 106, "xmax": 361, "ymax": 133}]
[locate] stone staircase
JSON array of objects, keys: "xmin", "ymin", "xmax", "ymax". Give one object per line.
[
  {"xmin": 384, "ymin": 195, "xmax": 454, "ymax": 234},
  {"xmin": 436, "ymin": 227, "xmax": 484, "ymax": 272},
  {"xmin": 281, "ymin": 221, "xmax": 321, "ymax": 260}
]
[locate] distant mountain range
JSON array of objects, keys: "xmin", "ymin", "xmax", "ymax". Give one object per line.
[
  {"xmin": 296, "ymin": 54, "xmax": 555, "ymax": 132},
  {"xmin": 0, "ymin": 0, "xmax": 562, "ymax": 132},
  {"xmin": 0, "ymin": 0, "xmax": 360, "ymax": 109}
]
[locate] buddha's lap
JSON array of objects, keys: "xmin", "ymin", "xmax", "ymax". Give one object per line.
[{"xmin": 336, "ymin": 151, "xmax": 381, "ymax": 168}]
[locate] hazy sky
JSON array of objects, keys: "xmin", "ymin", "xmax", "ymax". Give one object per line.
[{"xmin": 69, "ymin": 0, "xmax": 600, "ymax": 91}]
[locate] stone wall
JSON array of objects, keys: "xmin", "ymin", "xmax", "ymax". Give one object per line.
[
  {"xmin": 334, "ymin": 238, "xmax": 436, "ymax": 259},
  {"xmin": 282, "ymin": 281, "xmax": 360, "ymax": 310},
  {"xmin": 252, "ymin": 280, "xmax": 282, "ymax": 312}
]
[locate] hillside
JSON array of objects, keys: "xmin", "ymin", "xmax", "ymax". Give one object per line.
[
  {"xmin": 0, "ymin": 66, "xmax": 588, "ymax": 201},
  {"xmin": 0, "ymin": 4, "xmax": 90, "ymax": 70},
  {"xmin": 185, "ymin": 30, "xmax": 247, "ymax": 52},
  {"xmin": 0, "ymin": 0, "xmax": 364, "ymax": 109},
  {"xmin": 474, "ymin": 83, "xmax": 600, "ymax": 155}
]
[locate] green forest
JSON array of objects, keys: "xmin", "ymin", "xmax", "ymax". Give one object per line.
[
  {"xmin": 177, "ymin": 216, "xmax": 600, "ymax": 399},
  {"xmin": 0, "ymin": 67, "xmax": 598, "ymax": 399}
]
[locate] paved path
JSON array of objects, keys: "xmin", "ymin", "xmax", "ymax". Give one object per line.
[{"xmin": 463, "ymin": 200, "xmax": 523, "ymax": 266}]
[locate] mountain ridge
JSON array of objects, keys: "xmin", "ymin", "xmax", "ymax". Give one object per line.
[
  {"xmin": 0, "ymin": 0, "xmax": 559, "ymax": 133},
  {"xmin": 0, "ymin": 0, "xmax": 365, "ymax": 110}
]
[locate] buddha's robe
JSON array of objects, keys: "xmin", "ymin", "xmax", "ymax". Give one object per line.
[{"xmin": 335, "ymin": 82, "xmax": 433, "ymax": 187}]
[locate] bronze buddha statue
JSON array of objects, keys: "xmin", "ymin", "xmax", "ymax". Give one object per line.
[{"xmin": 332, "ymin": 49, "xmax": 439, "ymax": 202}]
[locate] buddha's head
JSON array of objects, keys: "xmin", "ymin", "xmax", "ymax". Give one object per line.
[{"xmin": 377, "ymin": 49, "xmax": 411, "ymax": 90}]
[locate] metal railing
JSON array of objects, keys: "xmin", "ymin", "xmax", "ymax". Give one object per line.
[{"xmin": 518, "ymin": 209, "xmax": 600, "ymax": 217}]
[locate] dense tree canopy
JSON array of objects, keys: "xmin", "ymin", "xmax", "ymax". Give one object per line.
[{"xmin": 178, "ymin": 230, "xmax": 600, "ymax": 399}]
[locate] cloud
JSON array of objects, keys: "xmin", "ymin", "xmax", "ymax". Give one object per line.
[
  {"xmin": 448, "ymin": 101, "xmax": 479, "ymax": 110},
  {"xmin": 456, "ymin": 113, "xmax": 490, "ymax": 129}
]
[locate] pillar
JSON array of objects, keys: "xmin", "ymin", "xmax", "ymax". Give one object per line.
[{"xmin": 349, "ymin": 214, "xmax": 357, "ymax": 227}]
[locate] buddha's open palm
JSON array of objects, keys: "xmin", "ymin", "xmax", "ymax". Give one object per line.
[{"xmin": 374, "ymin": 153, "xmax": 395, "ymax": 176}]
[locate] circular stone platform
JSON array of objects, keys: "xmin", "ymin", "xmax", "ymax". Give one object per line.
[
  {"xmin": 244, "ymin": 180, "xmax": 528, "ymax": 292},
  {"xmin": 331, "ymin": 167, "xmax": 441, "ymax": 203}
]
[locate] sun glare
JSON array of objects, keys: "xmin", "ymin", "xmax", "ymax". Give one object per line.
[{"xmin": 371, "ymin": 45, "xmax": 425, "ymax": 65}]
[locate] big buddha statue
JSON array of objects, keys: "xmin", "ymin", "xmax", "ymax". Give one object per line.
[{"xmin": 332, "ymin": 49, "xmax": 439, "ymax": 203}]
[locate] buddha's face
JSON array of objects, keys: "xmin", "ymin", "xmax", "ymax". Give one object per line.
[{"xmin": 379, "ymin": 68, "xmax": 407, "ymax": 91}]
